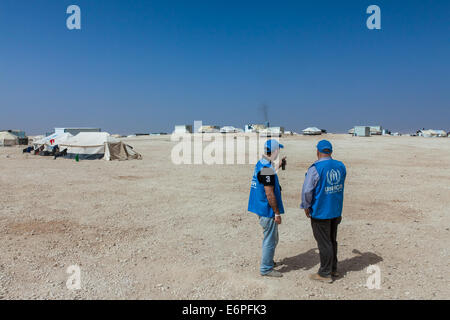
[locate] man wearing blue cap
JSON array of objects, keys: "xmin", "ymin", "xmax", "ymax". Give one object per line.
[
  {"xmin": 300, "ymin": 140, "xmax": 346, "ymax": 283},
  {"xmin": 248, "ymin": 139, "xmax": 287, "ymax": 277}
]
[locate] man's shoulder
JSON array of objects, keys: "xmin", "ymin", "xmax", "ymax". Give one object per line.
[
  {"xmin": 333, "ymin": 159, "xmax": 346, "ymax": 169},
  {"xmin": 307, "ymin": 163, "xmax": 318, "ymax": 175},
  {"xmin": 256, "ymin": 158, "xmax": 273, "ymax": 170}
]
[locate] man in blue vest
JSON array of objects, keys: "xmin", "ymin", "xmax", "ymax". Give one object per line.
[
  {"xmin": 248, "ymin": 139, "xmax": 286, "ymax": 277},
  {"xmin": 300, "ymin": 140, "xmax": 346, "ymax": 283}
]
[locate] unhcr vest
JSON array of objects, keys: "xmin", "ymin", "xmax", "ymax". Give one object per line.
[
  {"xmin": 248, "ymin": 158, "xmax": 285, "ymax": 218},
  {"xmin": 310, "ymin": 159, "xmax": 346, "ymax": 220}
]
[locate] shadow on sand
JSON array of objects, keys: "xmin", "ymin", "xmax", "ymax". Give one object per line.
[{"xmin": 278, "ymin": 249, "xmax": 383, "ymax": 278}]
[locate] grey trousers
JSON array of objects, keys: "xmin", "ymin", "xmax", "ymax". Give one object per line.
[{"xmin": 311, "ymin": 216, "xmax": 342, "ymax": 277}]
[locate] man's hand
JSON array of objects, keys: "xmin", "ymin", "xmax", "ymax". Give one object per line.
[
  {"xmin": 304, "ymin": 208, "xmax": 311, "ymax": 218},
  {"xmin": 275, "ymin": 214, "xmax": 282, "ymax": 224},
  {"xmin": 278, "ymin": 156, "xmax": 287, "ymax": 170}
]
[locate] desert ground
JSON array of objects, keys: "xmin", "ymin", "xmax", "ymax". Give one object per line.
[{"xmin": 0, "ymin": 134, "xmax": 449, "ymax": 299}]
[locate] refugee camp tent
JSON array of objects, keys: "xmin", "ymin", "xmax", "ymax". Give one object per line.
[
  {"xmin": 30, "ymin": 135, "xmax": 45, "ymax": 143},
  {"xmin": 60, "ymin": 132, "xmax": 142, "ymax": 160},
  {"xmin": 302, "ymin": 127, "xmax": 322, "ymax": 135},
  {"xmin": 259, "ymin": 127, "xmax": 284, "ymax": 137},
  {"xmin": 419, "ymin": 129, "xmax": 447, "ymax": 137},
  {"xmin": 0, "ymin": 131, "xmax": 18, "ymax": 146},
  {"xmin": 104, "ymin": 141, "xmax": 142, "ymax": 161},
  {"xmin": 33, "ymin": 132, "xmax": 73, "ymax": 151},
  {"xmin": 220, "ymin": 126, "xmax": 238, "ymax": 133},
  {"xmin": 198, "ymin": 125, "xmax": 220, "ymax": 133},
  {"xmin": 5, "ymin": 130, "xmax": 28, "ymax": 145}
]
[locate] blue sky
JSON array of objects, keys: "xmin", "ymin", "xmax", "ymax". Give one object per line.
[{"xmin": 0, "ymin": 0, "xmax": 449, "ymax": 134}]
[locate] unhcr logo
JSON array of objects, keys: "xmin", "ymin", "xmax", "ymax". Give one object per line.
[
  {"xmin": 326, "ymin": 169, "xmax": 341, "ymax": 185},
  {"xmin": 325, "ymin": 169, "xmax": 343, "ymax": 194}
]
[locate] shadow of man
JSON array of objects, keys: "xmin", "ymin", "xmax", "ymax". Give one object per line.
[
  {"xmin": 278, "ymin": 248, "xmax": 383, "ymax": 277},
  {"xmin": 336, "ymin": 249, "xmax": 383, "ymax": 278},
  {"xmin": 277, "ymin": 248, "xmax": 319, "ymax": 273}
]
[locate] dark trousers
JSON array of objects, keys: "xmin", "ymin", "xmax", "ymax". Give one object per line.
[{"xmin": 311, "ymin": 216, "xmax": 342, "ymax": 277}]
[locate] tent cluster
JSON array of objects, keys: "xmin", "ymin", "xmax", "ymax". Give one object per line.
[{"xmin": 30, "ymin": 132, "xmax": 142, "ymax": 161}]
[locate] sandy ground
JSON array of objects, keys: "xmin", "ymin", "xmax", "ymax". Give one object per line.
[{"xmin": 0, "ymin": 134, "xmax": 449, "ymax": 300}]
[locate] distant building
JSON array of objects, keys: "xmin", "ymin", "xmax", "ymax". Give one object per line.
[
  {"xmin": 369, "ymin": 126, "xmax": 383, "ymax": 135},
  {"xmin": 349, "ymin": 126, "xmax": 383, "ymax": 136},
  {"xmin": 354, "ymin": 126, "xmax": 370, "ymax": 137},
  {"xmin": 244, "ymin": 124, "xmax": 266, "ymax": 133},
  {"xmin": 55, "ymin": 128, "xmax": 101, "ymax": 136},
  {"xmin": 198, "ymin": 125, "xmax": 220, "ymax": 133},
  {"xmin": 174, "ymin": 125, "xmax": 193, "ymax": 134},
  {"xmin": 259, "ymin": 127, "xmax": 284, "ymax": 137}
]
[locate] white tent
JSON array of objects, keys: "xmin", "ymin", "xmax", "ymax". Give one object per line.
[
  {"xmin": 0, "ymin": 131, "xmax": 18, "ymax": 146},
  {"xmin": 419, "ymin": 129, "xmax": 448, "ymax": 137},
  {"xmin": 302, "ymin": 127, "xmax": 322, "ymax": 135},
  {"xmin": 198, "ymin": 125, "xmax": 220, "ymax": 133},
  {"xmin": 59, "ymin": 132, "xmax": 142, "ymax": 160},
  {"xmin": 220, "ymin": 126, "xmax": 238, "ymax": 133},
  {"xmin": 30, "ymin": 135, "xmax": 45, "ymax": 143},
  {"xmin": 33, "ymin": 132, "xmax": 73, "ymax": 151}
]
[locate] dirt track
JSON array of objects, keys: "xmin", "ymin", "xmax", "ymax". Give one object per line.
[{"xmin": 0, "ymin": 134, "xmax": 449, "ymax": 299}]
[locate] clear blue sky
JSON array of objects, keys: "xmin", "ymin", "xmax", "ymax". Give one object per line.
[{"xmin": 1, "ymin": 0, "xmax": 449, "ymax": 135}]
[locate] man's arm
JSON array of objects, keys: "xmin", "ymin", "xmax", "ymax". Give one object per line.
[
  {"xmin": 300, "ymin": 166, "xmax": 319, "ymax": 218},
  {"xmin": 264, "ymin": 185, "xmax": 281, "ymax": 224},
  {"xmin": 264, "ymin": 185, "xmax": 279, "ymax": 214},
  {"xmin": 258, "ymin": 167, "xmax": 282, "ymax": 224}
]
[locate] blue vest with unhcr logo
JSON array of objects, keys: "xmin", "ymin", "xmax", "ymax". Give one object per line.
[
  {"xmin": 248, "ymin": 158, "xmax": 285, "ymax": 218},
  {"xmin": 310, "ymin": 159, "xmax": 346, "ymax": 220}
]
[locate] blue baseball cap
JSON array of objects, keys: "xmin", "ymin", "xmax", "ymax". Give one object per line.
[
  {"xmin": 265, "ymin": 139, "xmax": 284, "ymax": 153},
  {"xmin": 317, "ymin": 140, "xmax": 333, "ymax": 154}
]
